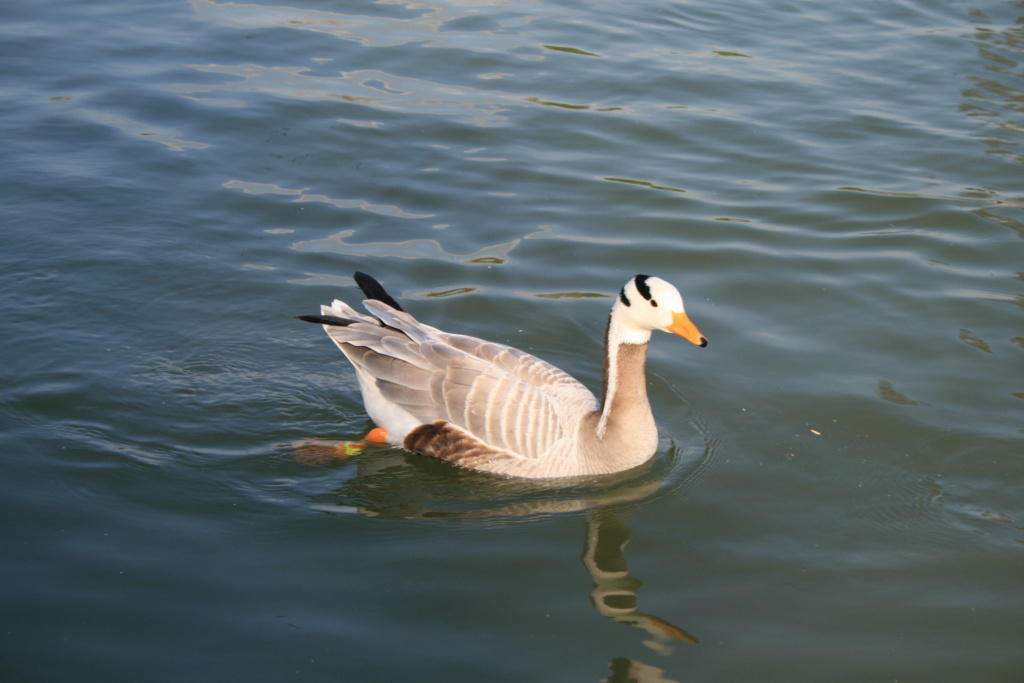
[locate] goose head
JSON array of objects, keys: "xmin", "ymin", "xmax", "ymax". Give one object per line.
[{"xmin": 612, "ymin": 274, "xmax": 708, "ymax": 347}]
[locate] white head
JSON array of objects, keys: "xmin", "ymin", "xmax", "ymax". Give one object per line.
[{"xmin": 612, "ymin": 274, "xmax": 707, "ymax": 347}]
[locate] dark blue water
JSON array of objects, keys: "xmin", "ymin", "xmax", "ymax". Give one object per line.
[{"xmin": 2, "ymin": 0, "xmax": 1022, "ymax": 680}]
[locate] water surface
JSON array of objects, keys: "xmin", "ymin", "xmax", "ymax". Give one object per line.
[{"xmin": 1, "ymin": 0, "xmax": 1022, "ymax": 681}]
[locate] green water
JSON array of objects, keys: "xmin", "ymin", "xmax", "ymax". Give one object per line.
[{"xmin": 1, "ymin": 0, "xmax": 1022, "ymax": 681}]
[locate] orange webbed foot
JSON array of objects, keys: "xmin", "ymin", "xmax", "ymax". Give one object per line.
[
  {"xmin": 292, "ymin": 429, "xmax": 389, "ymax": 465},
  {"xmin": 364, "ymin": 427, "xmax": 389, "ymax": 444},
  {"xmin": 292, "ymin": 439, "xmax": 366, "ymax": 465}
]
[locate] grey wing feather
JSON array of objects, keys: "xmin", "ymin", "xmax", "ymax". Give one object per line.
[{"xmin": 327, "ymin": 300, "xmax": 597, "ymax": 460}]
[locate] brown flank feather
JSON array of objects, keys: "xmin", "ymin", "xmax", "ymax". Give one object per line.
[{"xmin": 405, "ymin": 420, "xmax": 519, "ymax": 472}]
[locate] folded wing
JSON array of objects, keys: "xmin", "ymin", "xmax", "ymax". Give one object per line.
[{"xmin": 322, "ymin": 298, "xmax": 598, "ymax": 461}]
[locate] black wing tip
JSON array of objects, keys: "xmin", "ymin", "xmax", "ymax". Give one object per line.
[
  {"xmin": 296, "ymin": 314, "xmax": 355, "ymax": 327},
  {"xmin": 353, "ymin": 272, "xmax": 404, "ymax": 312}
]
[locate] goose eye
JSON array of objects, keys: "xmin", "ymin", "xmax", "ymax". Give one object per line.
[{"xmin": 650, "ymin": 299, "xmax": 658, "ymax": 307}]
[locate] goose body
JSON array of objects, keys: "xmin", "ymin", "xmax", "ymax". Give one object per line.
[{"xmin": 299, "ymin": 273, "xmax": 706, "ymax": 479}]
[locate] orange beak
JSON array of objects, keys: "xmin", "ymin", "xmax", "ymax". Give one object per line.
[{"xmin": 667, "ymin": 311, "xmax": 707, "ymax": 347}]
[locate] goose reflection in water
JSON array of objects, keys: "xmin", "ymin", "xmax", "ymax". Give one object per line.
[
  {"xmin": 583, "ymin": 509, "xmax": 698, "ymax": 657},
  {"xmin": 294, "ymin": 443, "xmax": 698, "ymax": 682}
]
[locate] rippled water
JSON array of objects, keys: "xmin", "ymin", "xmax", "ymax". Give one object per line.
[{"xmin": 2, "ymin": 0, "xmax": 1022, "ymax": 680}]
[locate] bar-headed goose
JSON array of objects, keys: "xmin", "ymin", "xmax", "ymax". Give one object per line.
[{"xmin": 299, "ymin": 273, "xmax": 706, "ymax": 479}]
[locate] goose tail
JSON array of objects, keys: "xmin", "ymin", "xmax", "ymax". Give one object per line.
[{"xmin": 298, "ymin": 272, "xmax": 403, "ymax": 327}]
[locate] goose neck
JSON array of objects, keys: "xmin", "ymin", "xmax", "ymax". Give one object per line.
[{"xmin": 597, "ymin": 313, "xmax": 655, "ymax": 440}]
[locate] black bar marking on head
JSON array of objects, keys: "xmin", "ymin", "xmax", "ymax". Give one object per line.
[{"xmin": 634, "ymin": 274, "xmax": 652, "ymax": 301}]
